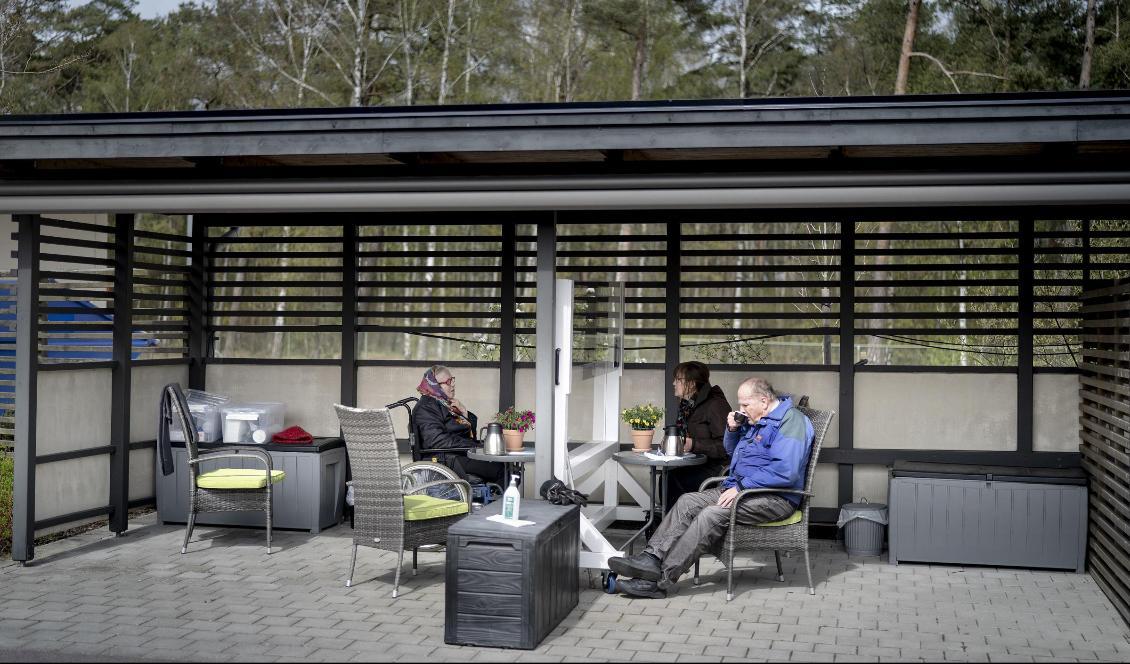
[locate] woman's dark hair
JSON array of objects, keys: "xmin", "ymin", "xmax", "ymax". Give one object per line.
[{"xmin": 673, "ymin": 361, "xmax": 710, "ymax": 395}]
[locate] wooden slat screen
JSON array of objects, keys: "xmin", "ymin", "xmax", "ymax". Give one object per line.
[
  {"xmin": 132, "ymin": 215, "xmax": 192, "ymax": 360},
  {"xmin": 1080, "ymin": 277, "xmax": 1130, "ymax": 624}
]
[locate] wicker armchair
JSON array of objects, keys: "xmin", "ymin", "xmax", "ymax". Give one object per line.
[
  {"xmin": 334, "ymin": 404, "xmax": 472, "ymax": 597},
  {"xmin": 693, "ymin": 406, "xmax": 835, "ymax": 600},
  {"xmin": 164, "ymin": 383, "xmax": 284, "ymax": 555}
]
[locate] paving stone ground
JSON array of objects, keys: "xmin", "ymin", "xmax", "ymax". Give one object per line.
[{"xmin": 1, "ymin": 512, "xmax": 1127, "ymax": 663}]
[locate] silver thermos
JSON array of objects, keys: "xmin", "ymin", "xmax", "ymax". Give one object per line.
[
  {"xmin": 662, "ymin": 424, "xmax": 684, "ymax": 457},
  {"xmin": 480, "ymin": 422, "xmax": 504, "ymax": 456}
]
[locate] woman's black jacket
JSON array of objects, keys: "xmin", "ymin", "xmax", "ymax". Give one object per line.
[{"xmin": 413, "ymin": 394, "xmax": 480, "ymax": 468}]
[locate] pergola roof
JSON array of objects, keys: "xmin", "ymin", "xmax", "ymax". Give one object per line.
[{"xmin": 1, "ymin": 90, "xmax": 1129, "ymax": 166}]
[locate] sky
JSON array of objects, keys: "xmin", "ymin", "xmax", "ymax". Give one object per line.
[
  {"xmin": 68, "ymin": 0, "xmax": 189, "ymax": 20},
  {"xmin": 133, "ymin": 0, "xmax": 187, "ymax": 18}
]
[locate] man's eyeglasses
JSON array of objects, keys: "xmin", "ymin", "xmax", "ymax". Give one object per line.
[{"xmin": 438, "ymin": 376, "xmax": 456, "ymax": 386}]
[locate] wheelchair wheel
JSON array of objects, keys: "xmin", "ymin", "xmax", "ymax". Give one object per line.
[
  {"xmin": 401, "ymin": 461, "xmax": 468, "ymax": 503},
  {"xmin": 602, "ymin": 571, "xmax": 618, "ymax": 594}
]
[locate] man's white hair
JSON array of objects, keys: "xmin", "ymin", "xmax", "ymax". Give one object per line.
[
  {"xmin": 737, "ymin": 377, "xmax": 777, "ymax": 400},
  {"xmin": 431, "ymin": 364, "xmax": 452, "ymax": 378}
]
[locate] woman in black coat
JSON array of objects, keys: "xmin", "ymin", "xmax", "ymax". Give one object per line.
[
  {"xmin": 412, "ymin": 365, "xmax": 503, "ymax": 486},
  {"xmin": 665, "ymin": 361, "xmax": 733, "ymax": 510}
]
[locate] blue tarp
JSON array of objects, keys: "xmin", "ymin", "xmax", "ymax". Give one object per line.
[{"xmin": 0, "ymin": 282, "xmax": 157, "ymax": 406}]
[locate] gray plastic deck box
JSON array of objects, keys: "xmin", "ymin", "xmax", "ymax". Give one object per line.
[
  {"xmin": 156, "ymin": 438, "xmax": 347, "ymax": 533},
  {"xmin": 888, "ymin": 461, "xmax": 1087, "ymax": 572},
  {"xmin": 445, "ymin": 501, "xmax": 579, "ymax": 650}
]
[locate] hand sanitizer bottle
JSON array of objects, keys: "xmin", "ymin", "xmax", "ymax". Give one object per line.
[{"xmin": 502, "ymin": 476, "xmax": 521, "ymax": 521}]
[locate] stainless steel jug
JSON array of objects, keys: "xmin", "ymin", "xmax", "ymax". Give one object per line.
[
  {"xmin": 479, "ymin": 422, "xmax": 504, "ymax": 456},
  {"xmin": 662, "ymin": 424, "xmax": 684, "ymax": 457}
]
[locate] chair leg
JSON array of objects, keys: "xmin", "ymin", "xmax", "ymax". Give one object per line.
[
  {"xmin": 265, "ymin": 501, "xmax": 273, "ymax": 555},
  {"xmin": 774, "ymin": 551, "xmax": 785, "ymax": 582},
  {"xmin": 181, "ymin": 512, "xmax": 196, "ymax": 554},
  {"xmin": 693, "ymin": 558, "xmax": 700, "ymax": 586},
  {"xmin": 345, "ymin": 544, "xmax": 358, "ymax": 588},
  {"xmin": 726, "ymin": 544, "xmax": 736, "ymax": 602},
  {"xmin": 804, "ymin": 547, "xmax": 815, "ymax": 595},
  {"xmin": 412, "ymin": 547, "xmax": 418, "ymax": 576},
  {"xmin": 392, "ymin": 549, "xmax": 404, "ymax": 598}
]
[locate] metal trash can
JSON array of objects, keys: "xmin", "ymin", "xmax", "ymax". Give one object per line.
[{"xmin": 838, "ymin": 501, "xmax": 888, "ymax": 556}]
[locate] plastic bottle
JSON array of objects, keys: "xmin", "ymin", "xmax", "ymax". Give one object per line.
[{"xmin": 502, "ymin": 476, "xmax": 521, "ymax": 521}]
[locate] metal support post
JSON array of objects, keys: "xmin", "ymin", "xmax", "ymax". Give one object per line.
[
  {"xmin": 12, "ymin": 214, "xmax": 40, "ymax": 562},
  {"xmin": 499, "ymin": 223, "xmax": 516, "ymax": 412},
  {"xmin": 109, "ymin": 213, "xmax": 135, "ymax": 535},
  {"xmin": 534, "ymin": 214, "xmax": 556, "ymax": 491},
  {"xmin": 664, "ymin": 222, "xmax": 681, "ymax": 419},
  {"xmin": 1017, "ymin": 218, "xmax": 1034, "ymax": 454},
  {"xmin": 341, "ymin": 222, "xmax": 358, "ymax": 406},
  {"xmin": 838, "ymin": 219, "xmax": 856, "ymax": 507},
  {"xmin": 188, "ymin": 216, "xmax": 207, "ymax": 390}
]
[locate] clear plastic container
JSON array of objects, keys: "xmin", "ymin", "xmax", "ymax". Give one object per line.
[
  {"xmin": 221, "ymin": 402, "xmax": 286, "ymax": 444},
  {"xmin": 169, "ymin": 389, "xmax": 229, "ymax": 443}
]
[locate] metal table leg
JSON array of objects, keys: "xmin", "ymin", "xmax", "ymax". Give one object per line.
[{"xmin": 623, "ymin": 465, "xmax": 658, "ymax": 554}]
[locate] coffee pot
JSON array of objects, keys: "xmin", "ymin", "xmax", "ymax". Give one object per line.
[
  {"xmin": 662, "ymin": 424, "xmax": 684, "ymax": 457},
  {"xmin": 479, "ymin": 422, "xmax": 504, "ymax": 456}
]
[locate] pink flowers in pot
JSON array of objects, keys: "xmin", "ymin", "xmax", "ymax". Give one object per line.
[{"xmin": 495, "ymin": 407, "xmax": 535, "ymax": 433}]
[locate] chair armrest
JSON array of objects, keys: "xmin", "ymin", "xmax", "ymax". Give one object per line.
[
  {"xmin": 698, "ymin": 476, "xmax": 727, "ymax": 491},
  {"xmin": 404, "ymin": 479, "xmax": 473, "ymax": 509},
  {"xmin": 728, "ymin": 488, "xmax": 812, "ymax": 526},
  {"xmin": 192, "ymin": 448, "xmax": 273, "ymax": 471},
  {"xmin": 418, "ymin": 446, "xmax": 477, "ymax": 454}
]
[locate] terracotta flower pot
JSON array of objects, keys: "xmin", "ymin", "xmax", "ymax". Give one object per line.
[
  {"xmin": 502, "ymin": 428, "xmax": 525, "ymax": 452},
  {"xmin": 630, "ymin": 428, "xmax": 655, "ymax": 453}
]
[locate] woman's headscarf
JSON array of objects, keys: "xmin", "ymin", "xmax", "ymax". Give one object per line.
[{"xmin": 417, "ymin": 367, "xmax": 471, "ymax": 428}]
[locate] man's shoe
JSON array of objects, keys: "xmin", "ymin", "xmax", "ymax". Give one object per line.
[
  {"xmin": 617, "ymin": 577, "xmax": 667, "ymax": 599},
  {"xmin": 607, "ymin": 552, "xmax": 662, "ymax": 581}
]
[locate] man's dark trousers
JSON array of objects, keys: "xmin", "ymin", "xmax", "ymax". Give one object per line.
[{"xmin": 644, "ymin": 487, "xmax": 794, "ymax": 586}]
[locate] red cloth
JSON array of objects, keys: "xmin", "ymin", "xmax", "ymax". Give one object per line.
[{"xmin": 272, "ymin": 425, "xmax": 314, "ymax": 444}]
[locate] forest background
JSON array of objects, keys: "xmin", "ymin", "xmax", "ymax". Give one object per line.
[{"xmin": 2, "ymin": 0, "xmax": 1130, "ymax": 369}]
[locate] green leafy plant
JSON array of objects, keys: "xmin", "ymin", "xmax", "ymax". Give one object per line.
[
  {"xmin": 495, "ymin": 407, "xmax": 535, "ymax": 433},
  {"xmin": 621, "ymin": 404, "xmax": 663, "ymax": 430},
  {"xmin": 0, "ymin": 451, "xmax": 12, "ymax": 556}
]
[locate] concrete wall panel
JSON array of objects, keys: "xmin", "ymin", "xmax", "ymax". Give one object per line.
[
  {"xmin": 130, "ymin": 364, "xmax": 189, "ymax": 442},
  {"xmin": 206, "ymin": 364, "xmax": 341, "ymax": 437},
  {"xmin": 1034, "ymin": 373, "xmax": 1081, "ymax": 452},
  {"xmin": 358, "ymin": 366, "xmax": 500, "ymax": 439},
  {"xmin": 130, "ymin": 448, "xmax": 155, "ymax": 501},
  {"xmin": 811, "ymin": 464, "xmax": 840, "ymax": 508},
  {"xmin": 35, "ymin": 455, "xmax": 108, "ymax": 523},
  {"xmin": 853, "ymin": 464, "xmax": 890, "ymax": 504},
  {"xmin": 36, "ymin": 368, "xmax": 112, "ymax": 455},
  {"xmin": 855, "ymin": 373, "xmax": 1017, "ymax": 450}
]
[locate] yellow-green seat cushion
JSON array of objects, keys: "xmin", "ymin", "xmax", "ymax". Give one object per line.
[
  {"xmin": 197, "ymin": 468, "xmax": 285, "ymax": 490},
  {"xmin": 403, "ymin": 494, "xmax": 469, "ymax": 521},
  {"xmin": 755, "ymin": 510, "xmax": 803, "ymax": 527}
]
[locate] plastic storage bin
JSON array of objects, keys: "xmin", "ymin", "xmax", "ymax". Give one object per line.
[
  {"xmin": 221, "ymin": 402, "xmax": 285, "ymax": 444},
  {"xmin": 445, "ymin": 502, "xmax": 579, "ymax": 649},
  {"xmin": 169, "ymin": 389, "xmax": 228, "ymax": 443},
  {"xmin": 838, "ymin": 501, "xmax": 888, "ymax": 556}
]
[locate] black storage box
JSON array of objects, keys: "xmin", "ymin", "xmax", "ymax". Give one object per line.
[{"xmin": 445, "ymin": 501, "xmax": 579, "ymax": 649}]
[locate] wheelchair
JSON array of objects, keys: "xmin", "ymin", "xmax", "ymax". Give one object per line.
[{"xmin": 386, "ymin": 396, "xmax": 502, "ymax": 505}]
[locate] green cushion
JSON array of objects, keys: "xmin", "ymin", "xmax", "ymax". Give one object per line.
[
  {"xmin": 403, "ymin": 494, "xmax": 469, "ymax": 521},
  {"xmin": 755, "ymin": 510, "xmax": 803, "ymax": 527},
  {"xmin": 197, "ymin": 468, "xmax": 285, "ymax": 490}
]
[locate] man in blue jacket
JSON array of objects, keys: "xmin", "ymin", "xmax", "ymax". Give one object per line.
[{"xmin": 609, "ymin": 377, "xmax": 814, "ymax": 598}]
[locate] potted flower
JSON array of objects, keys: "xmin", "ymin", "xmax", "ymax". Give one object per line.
[
  {"xmin": 622, "ymin": 404, "xmax": 663, "ymax": 452},
  {"xmin": 495, "ymin": 407, "xmax": 535, "ymax": 452}
]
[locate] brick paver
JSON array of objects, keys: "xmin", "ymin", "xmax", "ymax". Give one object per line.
[{"xmin": 0, "ymin": 512, "xmax": 1126, "ymax": 662}]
